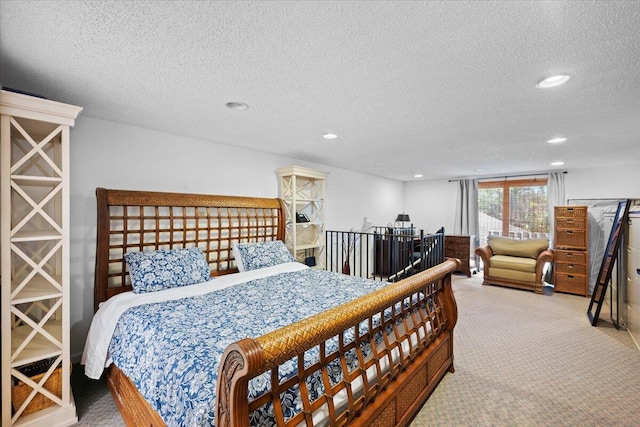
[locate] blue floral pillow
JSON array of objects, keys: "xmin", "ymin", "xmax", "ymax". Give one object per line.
[
  {"xmin": 124, "ymin": 247, "xmax": 211, "ymax": 294},
  {"xmin": 233, "ymin": 240, "xmax": 296, "ymax": 271}
]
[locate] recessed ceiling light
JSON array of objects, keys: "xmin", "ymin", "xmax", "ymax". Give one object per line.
[
  {"xmin": 475, "ymin": 168, "xmax": 484, "ymax": 172},
  {"xmin": 547, "ymin": 137, "xmax": 567, "ymax": 144},
  {"xmin": 226, "ymin": 102, "xmax": 248, "ymax": 111},
  {"xmin": 536, "ymin": 75, "xmax": 570, "ymax": 88},
  {"xmin": 551, "ymin": 161, "xmax": 565, "ymax": 166},
  {"xmin": 322, "ymin": 133, "xmax": 338, "ymax": 139},
  {"xmin": 414, "ymin": 174, "xmax": 423, "ymax": 178},
  {"xmin": 372, "ymin": 162, "xmax": 383, "ymax": 166}
]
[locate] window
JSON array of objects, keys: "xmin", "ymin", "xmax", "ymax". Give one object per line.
[{"xmin": 478, "ymin": 178, "xmax": 549, "ymax": 245}]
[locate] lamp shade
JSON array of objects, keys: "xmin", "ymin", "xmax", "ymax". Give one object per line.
[{"xmin": 395, "ymin": 213, "xmax": 410, "ymax": 222}]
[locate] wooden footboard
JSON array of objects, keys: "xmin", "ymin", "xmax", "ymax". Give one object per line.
[{"xmin": 217, "ymin": 259, "xmax": 458, "ymax": 427}]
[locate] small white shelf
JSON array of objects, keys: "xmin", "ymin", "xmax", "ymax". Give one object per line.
[
  {"xmin": 11, "ymin": 175, "xmax": 62, "ymax": 186},
  {"xmin": 11, "ymin": 321, "xmax": 63, "ymax": 368},
  {"xmin": 296, "ymin": 243, "xmax": 321, "ymax": 250},
  {"xmin": 294, "ymin": 198, "xmax": 323, "ymax": 203},
  {"xmin": 11, "ymin": 230, "xmax": 62, "ymax": 242},
  {"xmin": 12, "ymin": 276, "xmax": 63, "ymax": 304}
]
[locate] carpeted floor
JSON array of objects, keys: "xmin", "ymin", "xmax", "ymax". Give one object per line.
[
  {"xmin": 71, "ymin": 274, "xmax": 640, "ymax": 426},
  {"xmin": 411, "ymin": 274, "xmax": 640, "ymax": 426}
]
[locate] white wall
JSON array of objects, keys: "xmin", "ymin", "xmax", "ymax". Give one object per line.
[
  {"xmin": 404, "ymin": 164, "xmax": 640, "ymax": 235},
  {"xmin": 564, "ymin": 165, "xmax": 640, "ymax": 200},
  {"xmin": 70, "ymin": 116, "xmax": 639, "ymax": 360},
  {"xmin": 69, "ymin": 116, "xmax": 403, "ymax": 359},
  {"xmin": 404, "ymin": 179, "xmax": 458, "ymax": 233}
]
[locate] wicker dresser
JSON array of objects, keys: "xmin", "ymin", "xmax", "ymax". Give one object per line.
[
  {"xmin": 554, "ymin": 206, "xmax": 589, "ymax": 296},
  {"xmin": 445, "ymin": 235, "xmax": 477, "ymax": 277}
]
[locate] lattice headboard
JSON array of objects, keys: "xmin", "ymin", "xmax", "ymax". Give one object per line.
[{"xmin": 94, "ymin": 188, "xmax": 285, "ymax": 311}]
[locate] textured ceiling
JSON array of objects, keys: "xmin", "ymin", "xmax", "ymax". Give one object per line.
[{"xmin": 1, "ymin": 1, "xmax": 639, "ymax": 181}]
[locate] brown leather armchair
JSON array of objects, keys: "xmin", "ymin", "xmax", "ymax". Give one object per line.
[{"xmin": 476, "ymin": 236, "xmax": 554, "ymax": 293}]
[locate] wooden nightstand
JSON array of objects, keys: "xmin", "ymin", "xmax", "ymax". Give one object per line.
[{"xmin": 445, "ymin": 235, "xmax": 477, "ymax": 277}]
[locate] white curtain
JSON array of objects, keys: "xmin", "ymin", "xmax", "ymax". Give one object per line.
[
  {"xmin": 547, "ymin": 172, "xmax": 566, "ymax": 248},
  {"xmin": 454, "ymin": 179, "xmax": 479, "ymax": 237}
]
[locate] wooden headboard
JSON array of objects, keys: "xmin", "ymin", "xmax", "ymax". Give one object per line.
[{"xmin": 94, "ymin": 188, "xmax": 285, "ymax": 311}]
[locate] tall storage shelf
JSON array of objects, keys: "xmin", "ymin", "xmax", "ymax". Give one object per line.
[
  {"xmin": 553, "ymin": 205, "xmax": 589, "ymax": 297},
  {"xmin": 625, "ymin": 209, "xmax": 640, "ymax": 350},
  {"xmin": 1, "ymin": 90, "xmax": 81, "ymax": 426},
  {"xmin": 276, "ymin": 166, "xmax": 328, "ymax": 268}
]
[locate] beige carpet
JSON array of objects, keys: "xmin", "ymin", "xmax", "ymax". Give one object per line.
[
  {"xmin": 411, "ymin": 274, "xmax": 640, "ymax": 426},
  {"xmin": 71, "ymin": 274, "xmax": 640, "ymax": 426}
]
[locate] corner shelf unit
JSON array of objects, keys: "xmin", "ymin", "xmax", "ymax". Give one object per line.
[
  {"xmin": 276, "ymin": 166, "xmax": 328, "ymax": 268},
  {"xmin": 1, "ymin": 90, "xmax": 82, "ymax": 426}
]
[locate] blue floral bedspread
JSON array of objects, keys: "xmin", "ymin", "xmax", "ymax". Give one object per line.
[{"xmin": 108, "ymin": 268, "xmax": 390, "ymax": 426}]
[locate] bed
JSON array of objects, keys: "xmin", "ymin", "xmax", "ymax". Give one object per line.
[{"xmin": 83, "ymin": 187, "xmax": 459, "ymax": 427}]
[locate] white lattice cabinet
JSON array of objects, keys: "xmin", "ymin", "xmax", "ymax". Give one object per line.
[
  {"xmin": 625, "ymin": 209, "xmax": 640, "ymax": 350},
  {"xmin": 276, "ymin": 166, "xmax": 328, "ymax": 268},
  {"xmin": 1, "ymin": 90, "xmax": 81, "ymax": 426}
]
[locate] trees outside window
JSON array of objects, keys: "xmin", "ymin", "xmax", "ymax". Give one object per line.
[{"xmin": 478, "ymin": 179, "xmax": 549, "ymax": 245}]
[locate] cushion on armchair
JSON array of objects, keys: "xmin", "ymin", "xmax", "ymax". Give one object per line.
[
  {"xmin": 490, "ymin": 255, "xmax": 537, "ymax": 273},
  {"xmin": 488, "ymin": 236, "xmax": 549, "ymax": 259},
  {"xmin": 488, "ymin": 267, "xmax": 536, "ymax": 283}
]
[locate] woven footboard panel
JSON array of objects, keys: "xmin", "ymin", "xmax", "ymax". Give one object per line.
[
  {"xmin": 397, "ymin": 363, "xmax": 428, "ymax": 417},
  {"xmin": 371, "ymin": 403, "xmax": 397, "ymax": 427},
  {"xmin": 363, "ymin": 333, "xmax": 452, "ymax": 427},
  {"xmin": 106, "ymin": 365, "xmax": 166, "ymax": 427}
]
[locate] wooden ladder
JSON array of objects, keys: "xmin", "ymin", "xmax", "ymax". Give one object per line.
[{"xmin": 587, "ymin": 200, "xmax": 630, "ymax": 326}]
